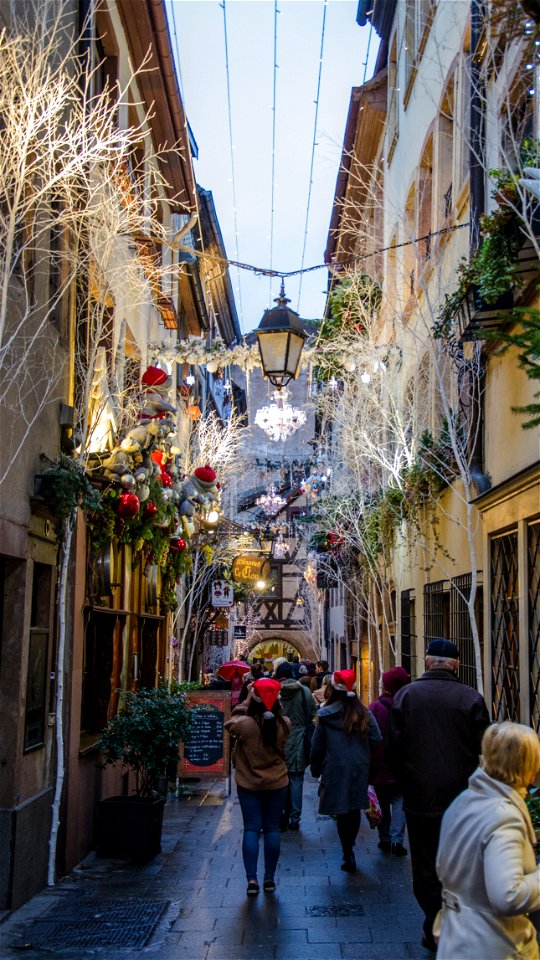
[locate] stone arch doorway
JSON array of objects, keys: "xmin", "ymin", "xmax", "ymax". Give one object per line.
[{"xmin": 248, "ymin": 630, "xmax": 317, "ymax": 664}]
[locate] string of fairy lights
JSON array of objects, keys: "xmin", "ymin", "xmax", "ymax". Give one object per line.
[
  {"xmin": 296, "ymin": 0, "xmax": 327, "ymax": 311},
  {"xmin": 268, "ymin": 1, "xmax": 279, "ymax": 304},
  {"xmin": 221, "ymin": 0, "xmax": 244, "ymax": 321},
  {"xmin": 166, "ymin": 4, "xmax": 467, "ymax": 319},
  {"xmin": 170, "ymin": 220, "xmax": 470, "ymax": 284}
]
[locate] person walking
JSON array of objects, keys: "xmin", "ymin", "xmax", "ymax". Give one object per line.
[
  {"xmin": 435, "ymin": 722, "xmax": 540, "ymax": 960},
  {"xmin": 389, "ymin": 638, "xmax": 490, "ymax": 953},
  {"xmin": 310, "ymin": 660, "xmax": 329, "ymax": 691},
  {"xmin": 310, "ymin": 669, "xmax": 381, "ymax": 874},
  {"xmin": 224, "ymin": 678, "xmax": 290, "ymax": 897},
  {"xmin": 368, "ymin": 666, "xmax": 410, "ymax": 857},
  {"xmin": 313, "ymin": 673, "xmax": 331, "ymax": 706},
  {"xmin": 274, "ymin": 661, "xmax": 317, "ymax": 830}
]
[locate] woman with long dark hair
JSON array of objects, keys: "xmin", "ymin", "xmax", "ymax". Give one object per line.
[
  {"xmin": 225, "ymin": 678, "xmax": 290, "ymax": 896},
  {"xmin": 310, "ymin": 669, "xmax": 381, "ymax": 873}
]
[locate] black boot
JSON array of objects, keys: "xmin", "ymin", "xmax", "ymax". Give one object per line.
[{"xmin": 341, "ymin": 849, "xmax": 356, "ymax": 873}]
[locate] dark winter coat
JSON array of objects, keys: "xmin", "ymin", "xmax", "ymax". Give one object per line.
[
  {"xmin": 310, "ymin": 702, "xmax": 381, "ymax": 815},
  {"xmin": 389, "ymin": 668, "xmax": 490, "ymax": 816},
  {"xmin": 279, "ymin": 679, "xmax": 317, "ymax": 774},
  {"xmin": 367, "ymin": 694, "xmax": 396, "ymax": 787}
]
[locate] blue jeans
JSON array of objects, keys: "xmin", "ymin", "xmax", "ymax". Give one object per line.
[
  {"xmin": 376, "ymin": 784, "xmax": 406, "ymax": 844},
  {"xmin": 287, "ymin": 771, "xmax": 305, "ymax": 824},
  {"xmin": 237, "ymin": 784, "xmax": 288, "ymax": 882}
]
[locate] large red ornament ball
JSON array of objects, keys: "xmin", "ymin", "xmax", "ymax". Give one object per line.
[
  {"xmin": 160, "ymin": 473, "xmax": 173, "ymax": 488},
  {"xmin": 170, "ymin": 537, "xmax": 187, "ymax": 553},
  {"xmin": 117, "ymin": 492, "xmax": 140, "ymax": 518},
  {"xmin": 143, "ymin": 501, "xmax": 158, "ymax": 518}
]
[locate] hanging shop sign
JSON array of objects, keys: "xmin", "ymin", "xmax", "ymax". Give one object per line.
[
  {"xmin": 211, "ymin": 580, "xmax": 234, "ymax": 607},
  {"xmin": 231, "ymin": 556, "xmax": 271, "ymax": 585},
  {"xmin": 233, "ymin": 625, "xmax": 247, "ymax": 640}
]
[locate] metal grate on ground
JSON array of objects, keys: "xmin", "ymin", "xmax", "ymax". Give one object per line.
[
  {"xmin": 306, "ymin": 903, "xmax": 365, "ymax": 917},
  {"xmin": 23, "ymin": 898, "xmax": 168, "ymax": 950}
]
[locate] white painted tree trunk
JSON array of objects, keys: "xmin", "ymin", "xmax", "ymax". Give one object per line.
[{"xmin": 47, "ymin": 515, "xmax": 74, "ymax": 887}]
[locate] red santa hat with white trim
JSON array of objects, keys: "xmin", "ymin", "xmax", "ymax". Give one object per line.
[
  {"xmin": 252, "ymin": 678, "xmax": 281, "ymax": 718},
  {"xmin": 331, "ymin": 669, "xmax": 357, "ymax": 697}
]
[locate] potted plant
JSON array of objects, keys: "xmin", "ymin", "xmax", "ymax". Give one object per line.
[{"xmin": 95, "ymin": 683, "xmax": 192, "ymax": 861}]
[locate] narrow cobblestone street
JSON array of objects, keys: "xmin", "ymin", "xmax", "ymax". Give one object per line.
[{"xmin": 0, "ymin": 775, "xmax": 425, "ymax": 960}]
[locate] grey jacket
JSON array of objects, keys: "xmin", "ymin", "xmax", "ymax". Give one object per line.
[
  {"xmin": 435, "ymin": 767, "xmax": 540, "ymax": 959},
  {"xmin": 279, "ymin": 679, "xmax": 317, "ymax": 774},
  {"xmin": 310, "ymin": 702, "xmax": 381, "ymax": 815}
]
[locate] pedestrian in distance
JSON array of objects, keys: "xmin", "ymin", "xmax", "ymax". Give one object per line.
[
  {"xmin": 274, "ymin": 660, "xmax": 317, "ymax": 831},
  {"xmin": 389, "ymin": 637, "xmax": 490, "ymax": 953},
  {"xmin": 310, "ymin": 660, "xmax": 330, "ymax": 691},
  {"xmin": 310, "ymin": 669, "xmax": 381, "ymax": 874},
  {"xmin": 368, "ymin": 666, "xmax": 410, "ymax": 857},
  {"xmin": 312, "ymin": 673, "xmax": 332, "ymax": 706},
  {"xmin": 435, "ymin": 722, "xmax": 540, "ymax": 960},
  {"xmin": 224, "ymin": 678, "xmax": 290, "ymax": 897}
]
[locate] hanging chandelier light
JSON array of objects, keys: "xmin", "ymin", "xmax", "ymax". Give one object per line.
[
  {"xmin": 256, "ymin": 484, "xmax": 287, "ymax": 516},
  {"xmin": 254, "ymin": 387, "xmax": 306, "ymax": 443}
]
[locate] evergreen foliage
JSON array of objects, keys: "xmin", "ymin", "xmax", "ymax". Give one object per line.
[{"xmin": 98, "ymin": 683, "xmax": 193, "ymax": 798}]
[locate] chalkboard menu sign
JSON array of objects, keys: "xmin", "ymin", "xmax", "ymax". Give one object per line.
[{"xmin": 180, "ymin": 692, "xmax": 231, "ymax": 778}]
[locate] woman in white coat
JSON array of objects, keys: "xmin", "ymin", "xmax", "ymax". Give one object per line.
[{"xmin": 435, "ymin": 722, "xmax": 540, "ymax": 960}]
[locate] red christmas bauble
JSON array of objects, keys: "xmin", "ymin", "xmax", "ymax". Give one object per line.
[
  {"xmin": 160, "ymin": 473, "xmax": 173, "ymax": 487},
  {"xmin": 170, "ymin": 537, "xmax": 187, "ymax": 553},
  {"xmin": 143, "ymin": 501, "xmax": 158, "ymax": 518},
  {"xmin": 117, "ymin": 492, "xmax": 140, "ymax": 518}
]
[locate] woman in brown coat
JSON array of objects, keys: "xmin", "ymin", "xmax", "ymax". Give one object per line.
[{"xmin": 225, "ymin": 678, "xmax": 290, "ymax": 896}]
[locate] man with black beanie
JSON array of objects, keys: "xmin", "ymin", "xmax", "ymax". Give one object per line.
[{"xmin": 389, "ymin": 638, "xmax": 490, "ymax": 953}]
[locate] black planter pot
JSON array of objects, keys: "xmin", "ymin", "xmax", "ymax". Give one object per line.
[{"xmin": 95, "ymin": 795, "xmax": 165, "ymax": 862}]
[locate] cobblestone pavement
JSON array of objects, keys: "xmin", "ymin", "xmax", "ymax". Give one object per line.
[{"xmin": 0, "ymin": 774, "xmax": 430, "ymax": 960}]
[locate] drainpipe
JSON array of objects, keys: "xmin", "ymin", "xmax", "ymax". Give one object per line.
[
  {"xmin": 173, "ymin": 212, "xmax": 198, "ymax": 245},
  {"xmin": 469, "ymin": 347, "xmax": 491, "ymax": 495},
  {"xmin": 470, "ymin": 0, "xmax": 485, "ymax": 253},
  {"xmin": 467, "ymin": 2, "xmax": 491, "ymax": 496}
]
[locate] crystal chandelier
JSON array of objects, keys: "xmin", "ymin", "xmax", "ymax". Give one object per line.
[
  {"xmin": 256, "ymin": 485, "xmax": 287, "ymax": 516},
  {"xmin": 254, "ymin": 388, "xmax": 306, "ymax": 443}
]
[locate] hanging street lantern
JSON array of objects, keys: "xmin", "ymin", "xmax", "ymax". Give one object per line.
[{"xmin": 256, "ymin": 280, "xmax": 306, "ymax": 390}]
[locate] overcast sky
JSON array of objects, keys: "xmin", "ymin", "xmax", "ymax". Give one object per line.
[{"xmin": 167, "ymin": 0, "xmax": 379, "ymax": 335}]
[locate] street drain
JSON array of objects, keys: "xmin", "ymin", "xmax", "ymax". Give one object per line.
[
  {"xmin": 305, "ymin": 904, "xmax": 364, "ymax": 917},
  {"xmin": 24, "ymin": 899, "xmax": 168, "ymax": 950}
]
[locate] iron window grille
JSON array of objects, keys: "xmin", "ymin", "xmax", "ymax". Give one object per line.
[
  {"xmin": 491, "ymin": 530, "xmax": 520, "ymax": 722},
  {"xmin": 401, "ymin": 588, "xmax": 417, "ymax": 679},
  {"xmin": 450, "ymin": 573, "xmax": 484, "ymax": 690},
  {"xmin": 424, "ymin": 575, "xmax": 483, "ymax": 689},
  {"xmin": 528, "ymin": 521, "xmax": 540, "ymax": 731}
]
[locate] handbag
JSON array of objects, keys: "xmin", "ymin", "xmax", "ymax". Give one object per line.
[{"xmin": 364, "ymin": 784, "xmax": 383, "ymax": 829}]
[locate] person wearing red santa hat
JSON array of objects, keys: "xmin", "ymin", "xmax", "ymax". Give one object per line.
[
  {"xmin": 310, "ymin": 669, "xmax": 382, "ymax": 874},
  {"xmin": 225, "ymin": 679, "xmax": 291, "ymax": 896}
]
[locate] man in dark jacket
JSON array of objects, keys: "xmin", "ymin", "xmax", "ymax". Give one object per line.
[
  {"xmin": 275, "ymin": 661, "xmax": 317, "ymax": 830},
  {"xmin": 390, "ymin": 638, "xmax": 490, "ymax": 953}
]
